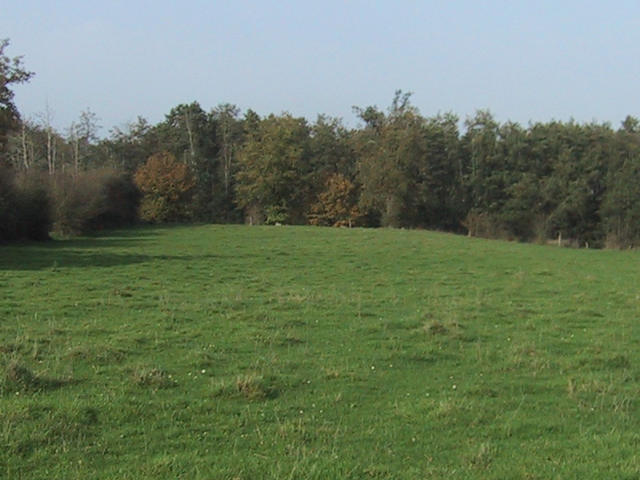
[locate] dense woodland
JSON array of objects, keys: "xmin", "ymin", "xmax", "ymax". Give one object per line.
[{"xmin": 3, "ymin": 40, "xmax": 640, "ymax": 248}]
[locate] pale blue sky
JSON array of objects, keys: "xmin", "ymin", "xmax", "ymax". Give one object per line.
[{"xmin": 3, "ymin": 1, "xmax": 640, "ymax": 135}]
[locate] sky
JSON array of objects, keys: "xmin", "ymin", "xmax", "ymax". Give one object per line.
[{"xmin": 3, "ymin": 0, "xmax": 640, "ymax": 136}]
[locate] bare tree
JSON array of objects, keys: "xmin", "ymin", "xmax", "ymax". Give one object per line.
[
  {"xmin": 67, "ymin": 108, "xmax": 99, "ymax": 175},
  {"xmin": 37, "ymin": 101, "xmax": 57, "ymax": 175},
  {"xmin": 212, "ymin": 103, "xmax": 241, "ymax": 196}
]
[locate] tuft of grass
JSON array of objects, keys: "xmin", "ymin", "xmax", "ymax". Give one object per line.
[
  {"xmin": 65, "ymin": 344, "xmax": 128, "ymax": 365},
  {"xmin": 214, "ymin": 373, "xmax": 279, "ymax": 400},
  {"xmin": 131, "ymin": 366, "xmax": 176, "ymax": 389},
  {"xmin": 469, "ymin": 442, "xmax": 496, "ymax": 470},
  {"xmin": 421, "ymin": 318, "xmax": 464, "ymax": 337},
  {"xmin": 2, "ymin": 360, "xmax": 40, "ymax": 392},
  {"xmin": 1, "ymin": 359, "xmax": 72, "ymax": 394},
  {"xmin": 426, "ymin": 320, "xmax": 449, "ymax": 335}
]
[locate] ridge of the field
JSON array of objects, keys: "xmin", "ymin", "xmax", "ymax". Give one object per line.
[{"xmin": 1, "ymin": 225, "xmax": 639, "ymax": 479}]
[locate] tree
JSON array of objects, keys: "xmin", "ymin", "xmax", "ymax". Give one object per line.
[
  {"xmin": 539, "ymin": 121, "xmax": 613, "ymax": 246},
  {"xmin": 101, "ymin": 117, "xmax": 157, "ymax": 172},
  {"xmin": 310, "ymin": 115, "xmax": 356, "ymax": 181},
  {"xmin": 159, "ymin": 102, "xmax": 220, "ymax": 220},
  {"xmin": 235, "ymin": 113, "xmax": 312, "ymax": 224},
  {"xmin": 68, "ymin": 108, "xmax": 100, "ymax": 175},
  {"xmin": 460, "ymin": 110, "xmax": 501, "ymax": 213},
  {"xmin": 211, "ymin": 103, "xmax": 242, "ymax": 197},
  {"xmin": 37, "ymin": 102, "xmax": 58, "ymax": 175},
  {"xmin": 210, "ymin": 103, "xmax": 244, "ymax": 220},
  {"xmin": 355, "ymin": 91, "xmax": 431, "ymax": 227},
  {"xmin": 309, "ymin": 173, "xmax": 360, "ymax": 227},
  {"xmin": 0, "ymin": 39, "xmax": 34, "ymax": 165},
  {"xmin": 601, "ymin": 155, "xmax": 640, "ymax": 247},
  {"xmin": 409, "ymin": 112, "xmax": 464, "ymax": 230},
  {"xmin": 134, "ymin": 151, "xmax": 195, "ymax": 222}
]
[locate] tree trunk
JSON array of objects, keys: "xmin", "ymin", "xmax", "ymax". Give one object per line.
[
  {"xmin": 21, "ymin": 124, "xmax": 29, "ymax": 170},
  {"xmin": 184, "ymin": 112, "xmax": 195, "ymax": 163},
  {"xmin": 47, "ymin": 126, "xmax": 53, "ymax": 175}
]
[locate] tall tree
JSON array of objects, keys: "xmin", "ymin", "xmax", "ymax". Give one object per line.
[
  {"xmin": 235, "ymin": 113, "xmax": 311, "ymax": 224},
  {"xmin": 310, "ymin": 115, "xmax": 356, "ymax": 181},
  {"xmin": 415, "ymin": 113, "xmax": 464, "ymax": 230},
  {"xmin": 210, "ymin": 103, "xmax": 244, "ymax": 220},
  {"xmin": 159, "ymin": 102, "xmax": 219, "ymax": 220},
  {"xmin": 211, "ymin": 103, "xmax": 242, "ymax": 197},
  {"xmin": 0, "ymin": 39, "xmax": 34, "ymax": 165},
  {"xmin": 101, "ymin": 117, "xmax": 158, "ymax": 172},
  {"xmin": 355, "ymin": 91, "xmax": 437, "ymax": 227},
  {"xmin": 68, "ymin": 108, "xmax": 100, "ymax": 175}
]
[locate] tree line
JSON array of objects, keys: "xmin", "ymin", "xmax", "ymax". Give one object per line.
[{"xmin": 2, "ymin": 40, "xmax": 640, "ymax": 248}]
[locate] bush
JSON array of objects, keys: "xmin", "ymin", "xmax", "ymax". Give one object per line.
[
  {"xmin": 51, "ymin": 169, "xmax": 140, "ymax": 235},
  {"xmin": 462, "ymin": 210, "xmax": 511, "ymax": 240},
  {"xmin": 0, "ymin": 167, "xmax": 51, "ymax": 242},
  {"xmin": 0, "ymin": 167, "xmax": 19, "ymax": 241},
  {"xmin": 14, "ymin": 171, "xmax": 51, "ymax": 241},
  {"xmin": 86, "ymin": 171, "xmax": 140, "ymax": 230},
  {"xmin": 51, "ymin": 171, "xmax": 100, "ymax": 235}
]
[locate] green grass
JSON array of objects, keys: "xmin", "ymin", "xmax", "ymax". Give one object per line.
[{"xmin": 1, "ymin": 224, "xmax": 639, "ymax": 479}]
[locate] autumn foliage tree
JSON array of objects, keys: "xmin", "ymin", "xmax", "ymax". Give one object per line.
[
  {"xmin": 309, "ymin": 173, "xmax": 360, "ymax": 227},
  {"xmin": 134, "ymin": 151, "xmax": 195, "ymax": 222}
]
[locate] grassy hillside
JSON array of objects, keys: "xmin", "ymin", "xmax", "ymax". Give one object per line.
[{"xmin": 1, "ymin": 225, "xmax": 639, "ymax": 479}]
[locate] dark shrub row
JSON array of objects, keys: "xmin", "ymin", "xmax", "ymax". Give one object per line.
[
  {"xmin": 0, "ymin": 167, "xmax": 50, "ymax": 242},
  {"xmin": 0, "ymin": 168, "xmax": 140, "ymax": 242}
]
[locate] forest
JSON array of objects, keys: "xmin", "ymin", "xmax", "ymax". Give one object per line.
[{"xmin": 3, "ymin": 39, "xmax": 640, "ymax": 248}]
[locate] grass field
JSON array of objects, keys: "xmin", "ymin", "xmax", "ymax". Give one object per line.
[{"xmin": 1, "ymin": 225, "xmax": 639, "ymax": 479}]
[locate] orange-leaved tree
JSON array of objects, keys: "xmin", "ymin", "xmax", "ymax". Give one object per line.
[
  {"xmin": 309, "ymin": 173, "xmax": 360, "ymax": 227},
  {"xmin": 134, "ymin": 151, "xmax": 195, "ymax": 222}
]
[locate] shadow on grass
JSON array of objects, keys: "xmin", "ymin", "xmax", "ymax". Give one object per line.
[
  {"xmin": 1, "ymin": 361, "xmax": 79, "ymax": 394},
  {"xmin": 0, "ymin": 249, "xmax": 220, "ymax": 271},
  {"xmin": 0, "ymin": 228, "xmax": 217, "ymax": 271},
  {"xmin": 0, "ymin": 236, "xmax": 151, "ymax": 270}
]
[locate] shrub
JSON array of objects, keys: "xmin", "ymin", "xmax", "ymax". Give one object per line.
[
  {"xmin": 0, "ymin": 166, "xmax": 19, "ymax": 241},
  {"xmin": 0, "ymin": 167, "xmax": 51, "ymax": 242},
  {"xmin": 462, "ymin": 210, "xmax": 511, "ymax": 240},
  {"xmin": 85, "ymin": 171, "xmax": 140, "ymax": 230},
  {"xmin": 14, "ymin": 171, "xmax": 52, "ymax": 241},
  {"xmin": 50, "ymin": 169, "xmax": 140, "ymax": 235}
]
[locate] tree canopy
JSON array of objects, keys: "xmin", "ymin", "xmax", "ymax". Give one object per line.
[
  {"xmin": 0, "ymin": 39, "xmax": 34, "ymax": 164},
  {"xmin": 4, "ymin": 39, "xmax": 640, "ymax": 248}
]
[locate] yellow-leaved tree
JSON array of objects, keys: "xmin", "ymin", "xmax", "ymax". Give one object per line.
[
  {"xmin": 309, "ymin": 173, "xmax": 360, "ymax": 227},
  {"xmin": 134, "ymin": 152, "xmax": 195, "ymax": 222}
]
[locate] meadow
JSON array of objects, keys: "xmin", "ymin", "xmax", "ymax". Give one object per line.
[{"xmin": 1, "ymin": 225, "xmax": 639, "ymax": 479}]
